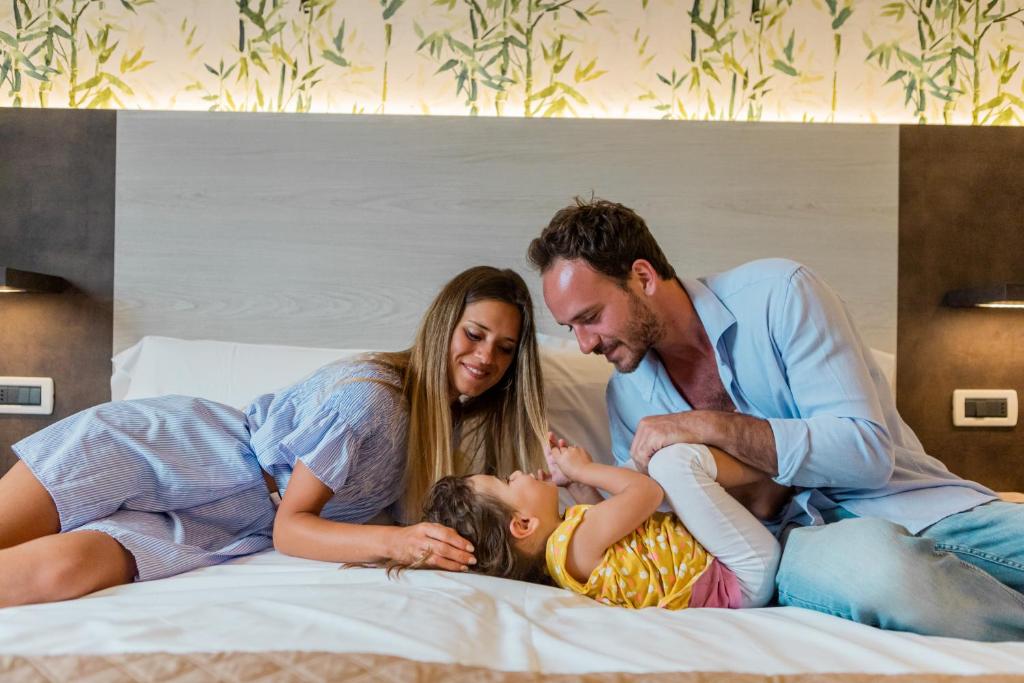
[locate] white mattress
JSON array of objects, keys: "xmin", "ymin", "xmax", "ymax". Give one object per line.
[
  {"xmin": 23, "ymin": 335, "xmax": 1003, "ymax": 674},
  {"xmin": 0, "ymin": 551, "xmax": 1021, "ymax": 675}
]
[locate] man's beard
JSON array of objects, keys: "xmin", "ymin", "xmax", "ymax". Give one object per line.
[{"xmin": 599, "ymin": 291, "xmax": 665, "ymax": 373}]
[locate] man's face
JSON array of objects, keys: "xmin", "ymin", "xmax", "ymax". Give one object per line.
[{"xmin": 542, "ymin": 258, "xmax": 663, "ymax": 373}]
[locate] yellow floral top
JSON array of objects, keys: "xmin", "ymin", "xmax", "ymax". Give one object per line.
[{"xmin": 545, "ymin": 504, "xmax": 714, "ymax": 610}]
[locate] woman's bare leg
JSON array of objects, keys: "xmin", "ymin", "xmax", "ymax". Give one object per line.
[
  {"xmin": 0, "ymin": 460, "xmax": 60, "ymax": 549},
  {"xmin": 0, "ymin": 530, "xmax": 136, "ymax": 607}
]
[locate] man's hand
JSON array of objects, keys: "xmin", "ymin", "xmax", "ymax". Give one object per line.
[
  {"xmin": 631, "ymin": 411, "xmax": 779, "ymax": 477},
  {"xmin": 629, "ymin": 412, "xmax": 706, "ymax": 473}
]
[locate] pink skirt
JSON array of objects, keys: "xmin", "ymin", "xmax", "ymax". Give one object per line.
[{"xmin": 689, "ymin": 558, "xmax": 743, "ymax": 608}]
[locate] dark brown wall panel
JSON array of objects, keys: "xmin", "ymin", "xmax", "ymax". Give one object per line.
[
  {"xmin": 898, "ymin": 125, "xmax": 1024, "ymax": 492},
  {"xmin": 0, "ymin": 109, "xmax": 115, "ymax": 472}
]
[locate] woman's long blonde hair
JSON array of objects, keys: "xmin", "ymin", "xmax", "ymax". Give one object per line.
[{"xmin": 368, "ymin": 266, "xmax": 547, "ymax": 523}]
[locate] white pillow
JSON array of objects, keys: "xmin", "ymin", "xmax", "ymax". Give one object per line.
[
  {"xmin": 112, "ymin": 336, "xmax": 361, "ymax": 407},
  {"xmin": 537, "ymin": 333, "xmax": 615, "ymax": 465},
  {"xmin": 111, "ymin": 335, "xmax": 895, "ymax": 472},
  {"xmin": 111, "ymin": 336, "xmax": 615, "ymax": 463}
]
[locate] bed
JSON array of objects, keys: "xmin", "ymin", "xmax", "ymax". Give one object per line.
[{"xmin": 1, "ymin": 335, "xmax": 1021, "ymax": 682}]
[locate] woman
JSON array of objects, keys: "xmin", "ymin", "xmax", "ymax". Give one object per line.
[{"xmin": 0, "ymin": 266, "xmax": 546, "ymax": 607}]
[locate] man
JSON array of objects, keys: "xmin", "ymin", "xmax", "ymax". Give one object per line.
[{"xmin": 528, "ymin": 197, "xmax": 1023, "ymax": 641}]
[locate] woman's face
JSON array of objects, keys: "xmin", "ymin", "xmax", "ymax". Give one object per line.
[{"xmin": 448, "ymin": 299, "xmax": 522, "ymax": 400}]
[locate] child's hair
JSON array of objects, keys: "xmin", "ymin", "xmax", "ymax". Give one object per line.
[{"xmin": 422, "ymin": 476, "xmax": 549, "ymax": 584}]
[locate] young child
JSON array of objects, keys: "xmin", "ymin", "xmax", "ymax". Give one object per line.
[{"xmin": 422, "ymin": 442, "xmax": 781, "ymax": 609}]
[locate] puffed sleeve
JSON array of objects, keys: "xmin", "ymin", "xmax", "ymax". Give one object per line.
[{"xmin": 281, "ymin": 379, "xmax": 406, "ymax": 493}]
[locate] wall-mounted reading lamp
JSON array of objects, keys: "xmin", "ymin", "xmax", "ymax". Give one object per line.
[
  {"xmin": 943, "ymin": 284, "xmax": 1024, "ymax": 309},
  {"xmin": 0, "ymin": 267, "xmax": 68, "ymax": 294}
]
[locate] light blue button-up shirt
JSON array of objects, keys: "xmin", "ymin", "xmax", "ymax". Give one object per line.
[{"xmin": 607, "ymin": 258, "xmax": 995, "ymax": 534}]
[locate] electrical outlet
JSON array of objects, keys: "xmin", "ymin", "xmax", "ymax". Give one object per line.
[
  {"xmin": 952, "ymin": 389, "xmax": 1018, "ymax": 427},
  {"xmin": 0, "ymin": 377, "xmax": 54, "ymax": 415}
]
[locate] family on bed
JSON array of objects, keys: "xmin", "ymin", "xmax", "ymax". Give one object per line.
[{"xmin": 1, "ymin": 198, "xmax": 1021, "ymax": 642}]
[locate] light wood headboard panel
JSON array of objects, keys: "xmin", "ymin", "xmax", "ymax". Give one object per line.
[{"xmin": 114, "ymin": 112, "xmax": 897, "ymax": 354}]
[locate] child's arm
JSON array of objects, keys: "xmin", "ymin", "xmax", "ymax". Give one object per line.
[
  {"xmin": 705, "ymin": 444, "xmax": 794, "ymax": 520},
  {"xmin": 706, "ymin": 444, "xmax": 769, "ymax": 487},
  {"xmin": 566, "ymin": 481, "xmax": 605, "ymax": 505},
  {"xmin": 548, "ymin": 446, "xmax": 663, "ymax": 583},
  {"xmin": 274, "ymin": 461, "xmax": 476, "ymax": 571},
  {"xmin": 542, "ymin": 432, "xmax": 605, "ymax": 505},
  {"xmin": 534, "ymin": 466, "xmax": 604, "ymax": 505}
]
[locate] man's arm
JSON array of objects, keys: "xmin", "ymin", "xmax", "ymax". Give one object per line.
[
  {"xmin": 613, "ymin": 380, "xmax": 791, "ymax": 519},
  {"xmin": 763, "ymin": 266, "xmax": 895, "ymax": 488},
  {"xmin": 631, "ymin": 266, "xmax": 896, "ymax": 490},
  {"xmin": 629, "ymin": 410, "xmax": 777, "ymax": 474}
]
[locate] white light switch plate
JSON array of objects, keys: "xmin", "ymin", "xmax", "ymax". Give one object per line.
[
  {"xmin": 952, "ymin": 389, "xmax": 1018, "ymax": 427},
  {"xmin": 0, "ymin": 377, "xmax": 54, "ymax": 415}
]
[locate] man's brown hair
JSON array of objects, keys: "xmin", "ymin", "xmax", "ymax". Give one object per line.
[{"xmin": 527, "ymin": 197, "xmax": 676, "ymax": 283}]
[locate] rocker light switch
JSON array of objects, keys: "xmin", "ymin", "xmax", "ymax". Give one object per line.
[
  {"xmin": 0, "ymin": 377, "xmax": 54, "ymax": 415},
  {"xmin": 953, "ymin": 389, "xmax": 1017, "ymax": 427}
]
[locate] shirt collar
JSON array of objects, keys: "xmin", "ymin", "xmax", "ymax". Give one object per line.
[
  {"xmin": 635, "ymin": 349, "xmax": 663, "ymax": 402},
  {"xmin": 680, "ymin": 276, "xmax": 737, "ymax": 350},
  {"xmin": 634, "ymin": 277, "xmax": 737, "ymax": 400}
]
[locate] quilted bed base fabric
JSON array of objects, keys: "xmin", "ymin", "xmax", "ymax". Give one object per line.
[{"xmin": 1, "ymin": 652, "xmax": 1022, "ymax": 683}]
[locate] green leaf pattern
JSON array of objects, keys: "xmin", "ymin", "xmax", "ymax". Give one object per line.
[{"xmin": 0, "ymin": 0, "xmax": 1021, "ymax": 123}]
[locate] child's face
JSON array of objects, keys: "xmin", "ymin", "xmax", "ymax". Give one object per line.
[{"xmin": 470, "ymin": 471, "xmax": 559, "ymax": 519}]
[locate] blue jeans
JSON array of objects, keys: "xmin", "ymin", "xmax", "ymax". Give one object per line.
[{"xmin": 775, "ymin": 501, "xmax": 1024, "ymax": 641}]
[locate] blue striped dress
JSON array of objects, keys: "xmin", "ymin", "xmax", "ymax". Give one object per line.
[{"xmin": 12, "ymin": 360, "xmax": 408, "ymax": 581}]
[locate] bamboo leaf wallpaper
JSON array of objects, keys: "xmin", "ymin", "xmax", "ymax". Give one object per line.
[{"xmin": 1, "ymin": 0, "xmax": 1022, "ymax": 123}]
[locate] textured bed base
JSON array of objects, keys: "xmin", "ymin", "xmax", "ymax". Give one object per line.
[{"xmin": 1, "ymin": 652, "xmax": 1021, "ymax": 683}]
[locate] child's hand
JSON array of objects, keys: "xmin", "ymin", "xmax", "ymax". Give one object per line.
[
  {"xmin": 543, "ymin": 431, "xmax": 573, "ymax": 486},
  {"xmin": 542, "ymin": 431, "xmax": 569, "ymax": 457},
  {"xmin": 549, "ymin": 445, "xmax": 593, "ymax": 481}
]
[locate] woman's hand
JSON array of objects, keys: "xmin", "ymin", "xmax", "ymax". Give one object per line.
[
  {"xmin": 388, "ymin": 522, "xmax": 476, "ymax": 572},
  {"xmin": 549, "ymin": 445, "xmax": 594, "ymax": 481}
]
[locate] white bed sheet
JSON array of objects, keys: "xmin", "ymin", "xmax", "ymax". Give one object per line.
[
  {"xmin": 0, "ymin": 551, "xmax": 1021, "ymax": 675},
  {"xmin": 52, "ymin": 336, "xmax": 1020, "ymax": 675}
]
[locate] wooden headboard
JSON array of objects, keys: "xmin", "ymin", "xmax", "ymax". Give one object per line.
[{"xmin": 114, "ymin": 112, "xmax": 898, "ymax": 354}]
